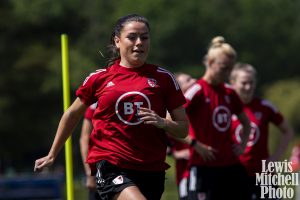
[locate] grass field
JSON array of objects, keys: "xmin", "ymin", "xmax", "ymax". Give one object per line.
[
  {"xmin": 162, "ymin": 157, "xmax": 179, "ymax": 200},
  {"xmin": 68, "ymin": 151, "xmax": 300, "ymax": 200}
]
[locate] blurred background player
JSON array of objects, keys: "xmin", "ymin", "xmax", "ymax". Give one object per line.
[
  {"xmin": 167, "ymin": 72, "xmax": 196, "ymax": 199},
  {"xmin": 79, "ymin": 103, "xmax": 100, "ymax": 200},
  {"xmin": 230, "ymin": 62, "xmax": 294, "ymax": 199},
  {"xmin": 290, "ymin": 143, "xmax": 300, "ymax": 172},
  {"xmin": 184, "ymin": 36, "xmax": 251, "ymax": 200},
  {"xmin": 290, "ymin": 143, "xmax": 300, "ymax": 200}
]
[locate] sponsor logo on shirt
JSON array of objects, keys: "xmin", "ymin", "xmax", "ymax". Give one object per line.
[
  {"xmin": 235, "ymin": 122, "xmax": 260, "ymax": 146},
  {"xmin": 115, "ymin": 91, "xmax": 151, "ymax": 125},
  {"xmin": 212, "ymin": 106, "xmax": 231, "ymax": 132}
]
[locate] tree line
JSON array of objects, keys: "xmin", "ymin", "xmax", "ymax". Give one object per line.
[{"xmin": 0, "ymin": 0, "xmax": 299, "ymax": 174}]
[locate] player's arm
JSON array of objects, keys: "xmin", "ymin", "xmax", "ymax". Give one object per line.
[
  {"xmin": 181, "ymin": 135, "xmax": 217, "ymax": 162},
  {"xmin": 138, "ymin": 106, "xmax": 188, "ymax": 138},
  {"xmin": 165, "ymin": 108, "xmax": 217, "ymax": 161},
  {"xmin": 269, "ymin": 119, "xmax": 294, "ymax": 162},
  {"xmin": 234, "ymin": 111, "xmax": 251, "ymax": 155},
  {"xmin": 79, "ymin": 117, "xmax": 96, "ymax": 189},
  {"xmin": 34, "ymin": 97, "xmax": 87, "ymax": 172},
  {"xmin": 80, "ymin": 118, "xmax": 93, "ymax": 175},
  {"xmin": 165, "ymin": 106, "xmax": 188, "ymax": 138}
]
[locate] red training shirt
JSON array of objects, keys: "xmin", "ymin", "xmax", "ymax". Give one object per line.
[
  {"xmin": 231, "ymin": 98, "xmax": 284, "ymax": 176},
  {"xmin": 76, "ymin": 61, "xmax": 186, "ymax": 172},
  {"xmin": 184, "ymin": 78, "xmax": 244, "ymax": 167}
]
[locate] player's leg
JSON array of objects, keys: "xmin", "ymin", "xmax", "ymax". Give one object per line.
[
  {"xmin": 187, "ymin": 166, "xmax": 214, "ymax": 200},
  {"xmin": 128, "ymin": 170, "xmax": 165, "ymax": 200},
  {"xmin": 113, "ymin": 186, "xmax": 146, "ymax": 200},
  {"xmin": 95, "ymin": 160, "xmax": 136, "ymax": 200},
  {"xmin": 214, "ymin": 164, "xmax": 251, "ymax": 200},
  {"xmin": 95, "ymin": 160, "xmax": 165, "ymax": 200}
]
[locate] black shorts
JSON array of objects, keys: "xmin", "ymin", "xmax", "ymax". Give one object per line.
[
  {"xmin": 89, "ymin": 189, "xmax": 101, "ymax": 200},
  {"xmin": 247, "ymin": 175, "xmax": 280, "ymax": 200},
  {"xmin": 95, "ymin": 160, "xmax": 165, "ymax": 200},
  {"xmin": 187, "ymin": 164, "xmax": 251, "ymax": 200}
]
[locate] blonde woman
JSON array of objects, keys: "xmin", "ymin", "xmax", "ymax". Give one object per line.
[
  {"xmin": 230, "ymin": 63, "xmax": 294, "ymax": 199},
  {"xmin": 184, "ymin": 37, "xmax": 251, "ymax": 199}
]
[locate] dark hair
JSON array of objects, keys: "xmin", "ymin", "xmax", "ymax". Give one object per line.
[{"xmin": 106, "ymin": 14, "xmax": 150, "ymax": 67}]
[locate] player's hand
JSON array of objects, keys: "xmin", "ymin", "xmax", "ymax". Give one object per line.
[
  {"xmin": 194, "ymin": 142, "xmax": 217, "ymax": 162},
  {"xmin": 138, "ymin": 107, "xmax": 166, "ymax": 129},
  {"xmin": 173, "ymin": 149, "xmax": 190, "ymax": 160},
  {"xmin": 86, "ymin": 175, "xmax": 96, "ymax": 190},
  {"xmin": 34, "ymin": 155, "xmax": 54, "ymax": 172},
  {"xmin": 232, "ymin": 143, "xmax": 246, "ymax": 156}
]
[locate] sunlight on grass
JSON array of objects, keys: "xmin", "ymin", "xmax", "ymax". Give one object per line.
[{"xmin": 162, "ymin": 156, "xmax": 179, "ymax": 200}]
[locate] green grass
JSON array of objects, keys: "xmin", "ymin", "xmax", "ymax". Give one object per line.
[{"xmin": 162, "ymin": 157, "xmax": 179, "ymax": 200}]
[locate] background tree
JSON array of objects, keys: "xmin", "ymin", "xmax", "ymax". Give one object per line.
[{"xmin": 0, "ymin": 0, "xmax": 299, "ymax": 175}]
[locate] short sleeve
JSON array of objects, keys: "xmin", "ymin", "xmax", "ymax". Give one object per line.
[
  {"xmin": 163, "ymin": 71, "xmax": 186, "ymax": 111},
  {"xmin": 76, "ymin": 69, "xmax": 106, "ymax": 106},
  {"xmin": 184, "ymin": 83, "xmax": 202, "ymax": 113},
  {"xmin": 262, "ymin": 100, "xmax": 284, "ymax": 125},
  {"xmin": 270, "ymin": 111, "xmax": 284, "ymax": 125}
]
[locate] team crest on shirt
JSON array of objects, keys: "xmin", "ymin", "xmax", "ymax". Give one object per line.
[
  {"xmin": 147, "ymin": 78, "xmax": 157, "ymax": 87},
  {"xmin": 112, "ymin": 175, "xmax": 124, "ymax": 185}
]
